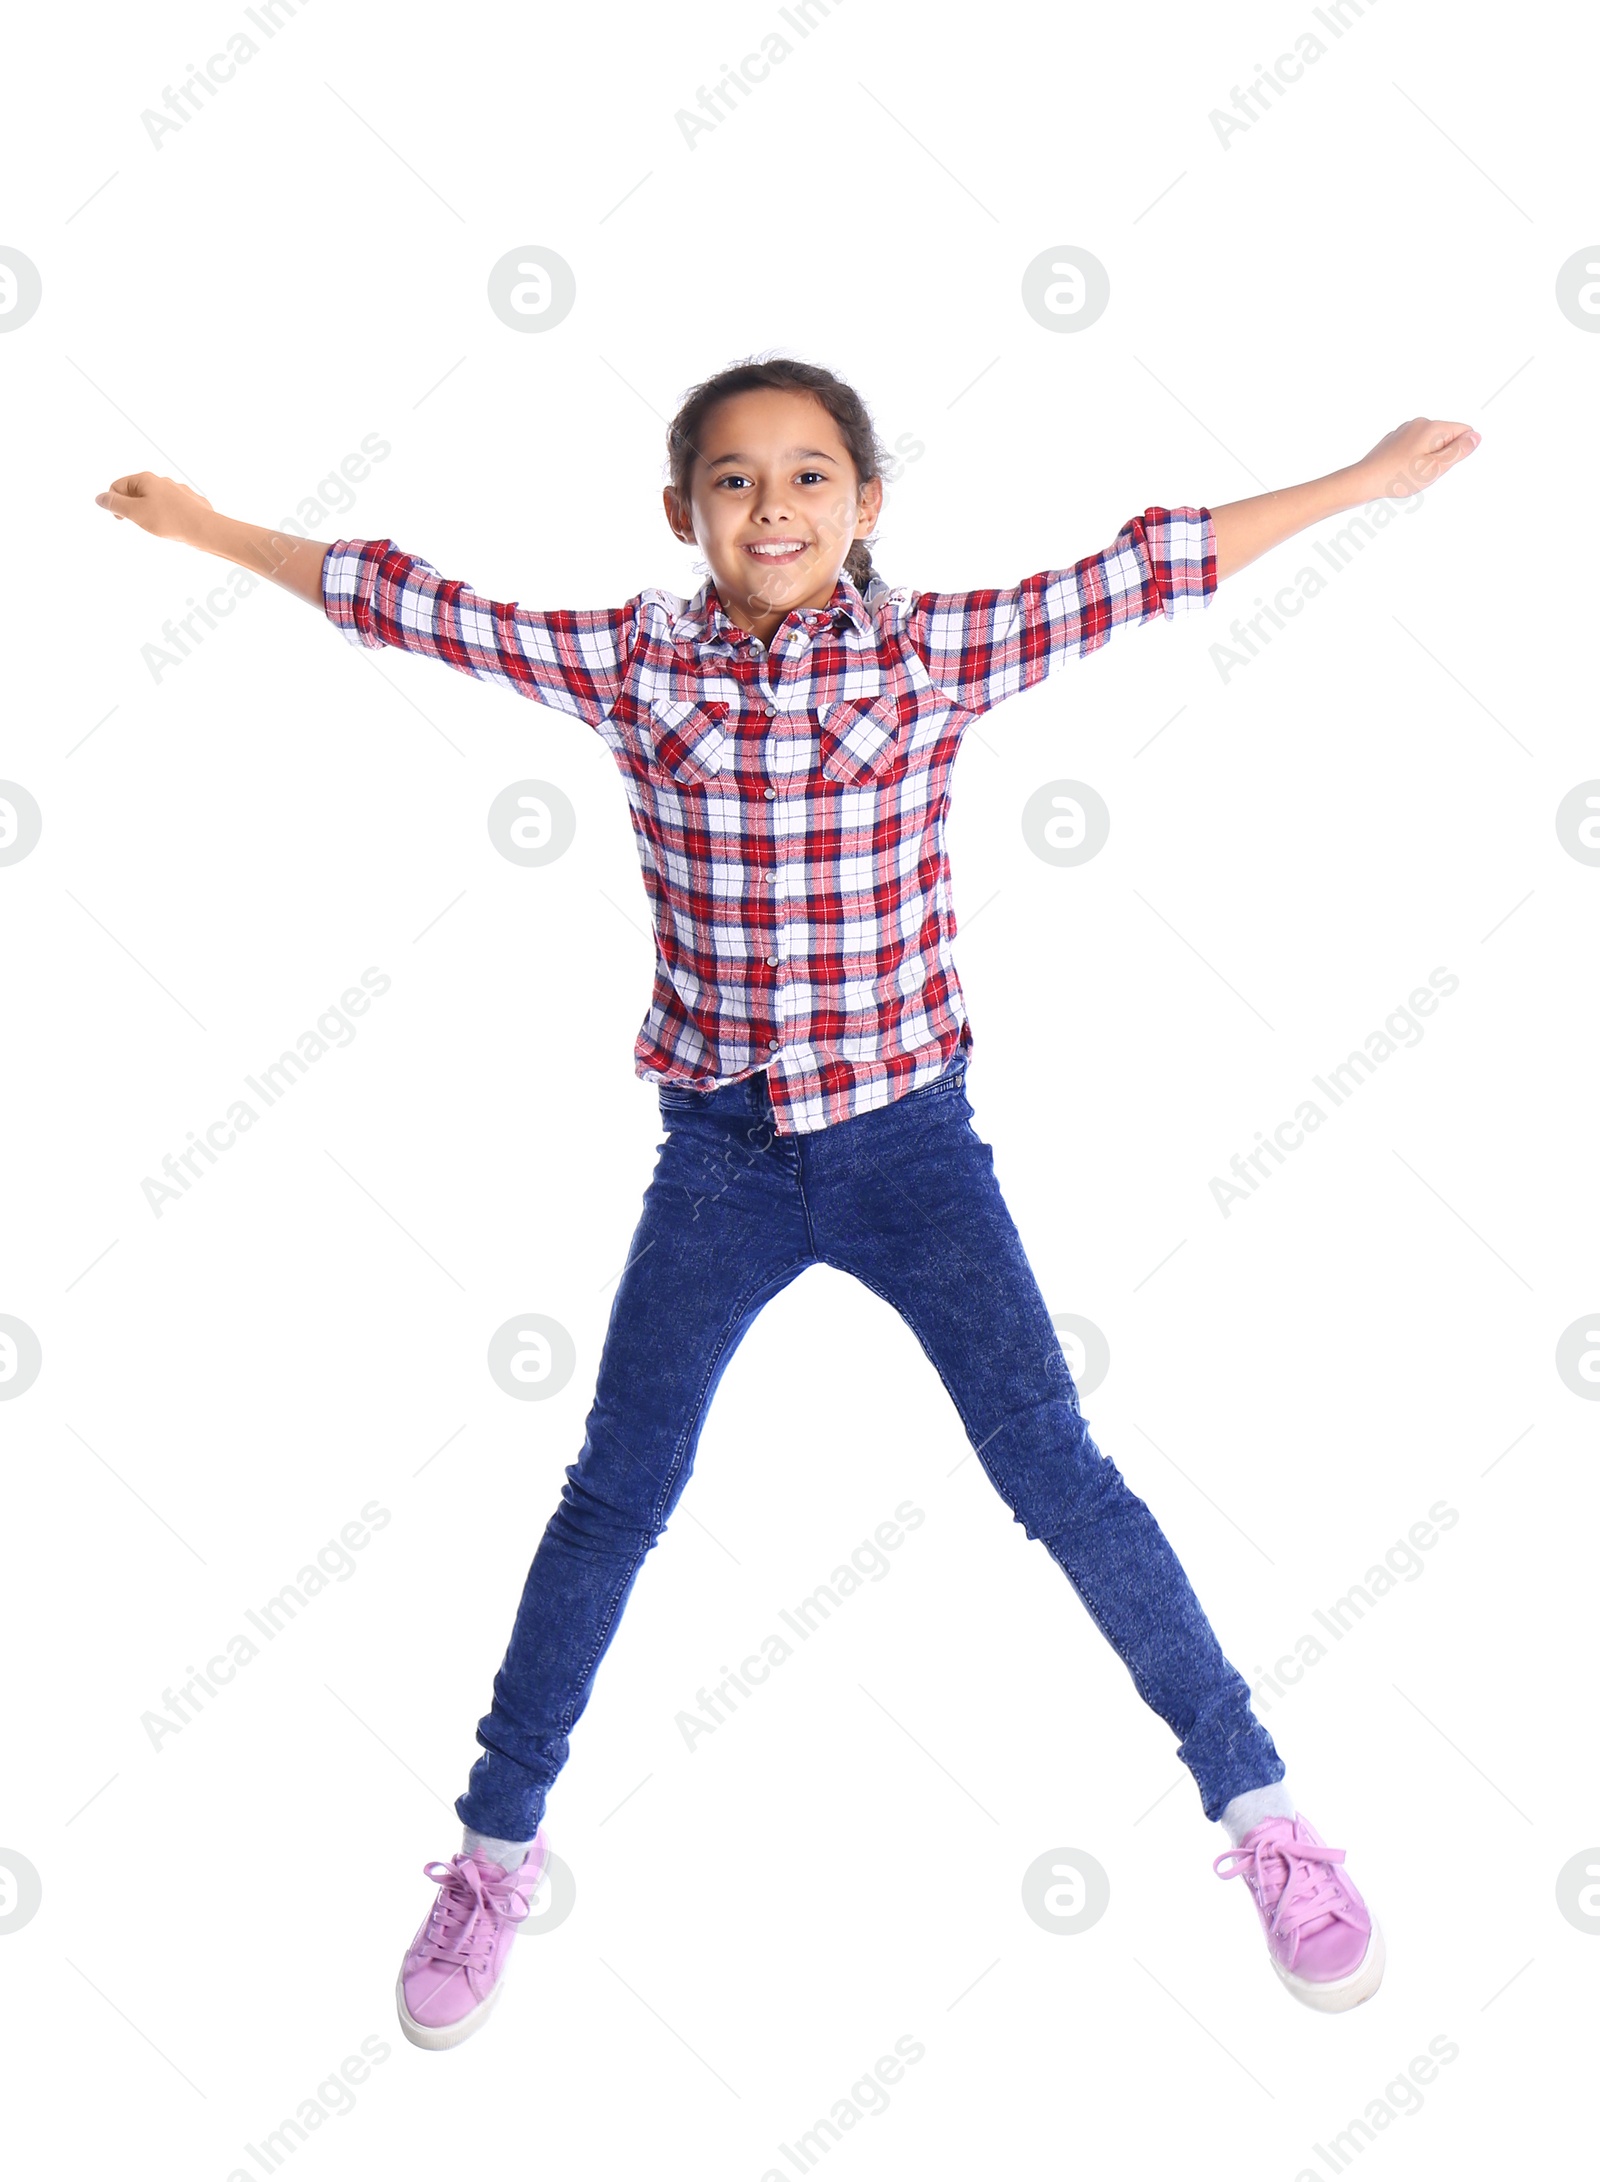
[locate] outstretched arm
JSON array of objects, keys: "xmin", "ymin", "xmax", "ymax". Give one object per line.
[
  {"xmin": 898, "ymin": 418, "xmax": 1480, "ymax": 717},
  {"xmin": 93, "ymin": 470, "xmax": 636, "ymax": 726},
  {"xmin": 95, "ymin": 472, "xmax": 331, "ymax": 603},
  {"xmin": 901, "ymin": 506, "xmax": 1217, "ymax": 715},
  {"xmin": 1210, "ymin": 417, "xmax": 1481, "ymax": 582}
]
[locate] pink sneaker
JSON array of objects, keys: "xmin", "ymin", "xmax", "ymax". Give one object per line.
[
  {"xmin": 397, "ymin": 1835, "xmax": 549, "ymax": 2050},
  {"xmin": 1214, "ymin": 1813, "xmax": 1384, "ymax": 2012}
]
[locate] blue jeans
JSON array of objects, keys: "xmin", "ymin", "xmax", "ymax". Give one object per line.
[{"xmin": 458, "ymin": 1053, "xmax": 1283, "ymax": 1838}]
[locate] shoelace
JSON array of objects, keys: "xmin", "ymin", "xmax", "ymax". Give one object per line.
[
  {"xmin": 417, "ymin": 1854, "xmax": 533, "ymax": 1996},
  {"xmin": 1213, "ymin": 1827, "xmax": 1358, "ymax": 1968}
]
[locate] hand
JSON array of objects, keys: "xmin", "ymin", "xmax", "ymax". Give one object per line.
[
  {"xmin": 1349, "ymin": 418, "xmax": 1481, "ymax": 501},
  {"xmin": 94, "ymin": 471, "xmax": 214, "ymax": 542}
]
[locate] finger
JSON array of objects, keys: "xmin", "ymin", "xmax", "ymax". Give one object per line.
[{"xmin": 1413, "ymin": 430, "xmax": 1480, "ymax": 486}]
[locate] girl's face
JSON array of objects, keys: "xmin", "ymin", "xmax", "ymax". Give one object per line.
[{"xmin": 663, "ymin": 388, "xmax": 883, "ymax": 642}]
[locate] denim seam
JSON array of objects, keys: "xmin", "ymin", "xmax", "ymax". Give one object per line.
[
  {"xmin": 829, "ymin": 1281, "xmax": 1149, "ymax": 1702},
  {"xmin": 557, "ymin": 1254, "xmax": 810, "ymax": 1735},
  {"xmin": 899, "ymin": 1070, "xmax": 967, "ymax": 1107},
  {"xmin": 822, "ymin": 1268, "xmax": 1180, "ymax": 1732},
  {"xmin": 794, "ymin": 1143, "xmax": 820, "ymax": 1260},
  {"xmin": 826, "ymin": 1264, "xmax": 986, "ymax": 1450}
]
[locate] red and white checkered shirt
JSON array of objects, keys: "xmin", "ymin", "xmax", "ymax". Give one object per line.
[{"xmin": 322, "ymin": 507, "xmax": 1217, "ymax": 1133}]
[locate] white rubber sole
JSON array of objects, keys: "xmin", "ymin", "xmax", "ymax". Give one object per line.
[
  {"xmin": 1276, "ymin": 1920, "xmax": 1386, "ymax": 2012},
  {"xmin": 396, "ymin": 1963, "xmax": 509, "ymax": 2051}
]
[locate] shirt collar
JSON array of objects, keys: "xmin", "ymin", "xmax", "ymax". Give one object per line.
[{"xmin": 669, "ymin": 574, "xmax": 876, "ymax": 650}]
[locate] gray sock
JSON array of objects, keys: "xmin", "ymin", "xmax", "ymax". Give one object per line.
[
  {"xmin": 1218, "ymin": 1781, "xmax": 1296, "ymax": 1846},
  {"xmin": 462, "ymin": 1825, "xmax": 536, "ymax": 1872}
]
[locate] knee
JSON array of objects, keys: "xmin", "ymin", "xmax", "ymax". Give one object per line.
[
  {"xmin": 976, "ymin": 1396, "xmax": 1122, "ymax": 1537},
  {"xmin": 550, "ymin": 1453, "xmax": 669, "ymax": 1555}
]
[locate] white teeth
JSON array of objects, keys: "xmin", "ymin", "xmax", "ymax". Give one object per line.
[{"xmin": 748, "ymin": 543, "xmax": 806, "ymax": 557}]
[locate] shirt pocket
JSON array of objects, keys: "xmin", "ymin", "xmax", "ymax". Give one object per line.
[
  {"xmin": 646, "ymin": 697, "xmax": 730, "ymax": 786},
  {"xmin": 817, "ymin": 689, "xmax": 907, "ymax": 786}
]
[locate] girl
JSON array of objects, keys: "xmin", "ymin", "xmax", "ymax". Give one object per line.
[{"xmin": 96, "ymin": 359, "xmax": 1479, "ymax": 2047}]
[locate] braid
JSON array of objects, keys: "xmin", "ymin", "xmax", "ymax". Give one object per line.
[{"xmin": 843, "ymin": 539, "xmax": 878, "ymax": 592}]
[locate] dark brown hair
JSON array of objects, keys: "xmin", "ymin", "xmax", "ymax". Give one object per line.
[{"xmin": 666, "ymin": 356, "xmax": 887, "ymax": 593}]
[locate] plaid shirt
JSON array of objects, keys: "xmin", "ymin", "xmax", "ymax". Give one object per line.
[{"xmin": 322, "ymin": 507, "xmax": 1217, "ymax": 1133}]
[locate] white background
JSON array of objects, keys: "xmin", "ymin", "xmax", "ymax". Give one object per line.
[{"xmin": 2, "ymin": 0, "xmax": 1596, "ymax": 2174}]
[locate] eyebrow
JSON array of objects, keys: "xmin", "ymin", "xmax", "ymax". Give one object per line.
[{"xmin": 704, "ymin": 447, "xmax": 840, "ymax": 467}]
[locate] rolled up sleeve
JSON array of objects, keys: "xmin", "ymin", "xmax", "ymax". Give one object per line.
[
  {"xmin": 320, "ymin": 537, "xmax": 635, "ymax": 730},
  {"xmin": 904, "ymin": 505, "xmax": 1218, "ymax": 716}
]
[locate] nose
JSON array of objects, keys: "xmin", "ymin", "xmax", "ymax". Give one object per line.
[{"xmin": 751, "ymin": 484, "xmax": 796, "ymax": 525}]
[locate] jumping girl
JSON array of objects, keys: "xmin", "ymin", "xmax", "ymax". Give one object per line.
[{"xmin": 96, "ymin": 360, "xmax": 1479, "ymax": 2047}]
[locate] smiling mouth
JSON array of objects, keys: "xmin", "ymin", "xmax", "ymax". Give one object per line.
[{"xmin": 742, "ymin": 540, "xmax": 811, "ymax": 562}]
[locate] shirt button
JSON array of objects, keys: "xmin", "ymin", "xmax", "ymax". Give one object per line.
[
  {"xmin": 766, "ymin": 954, "xmax": 779, "ymax": 967},
  {"xmin": 767, "ymin": 1038, "xmax": 780, "ymax": 1049},
  {"xmin": 764, "ymin": 869, "xmax": 777, "ymax": 883},
  {"xmin": 764, "ymin": 705, "xmax": 776, "ymax": 718},
  {"xmin": 763, "ymin": 787, "xmax": 776, "ymax": 800}
]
